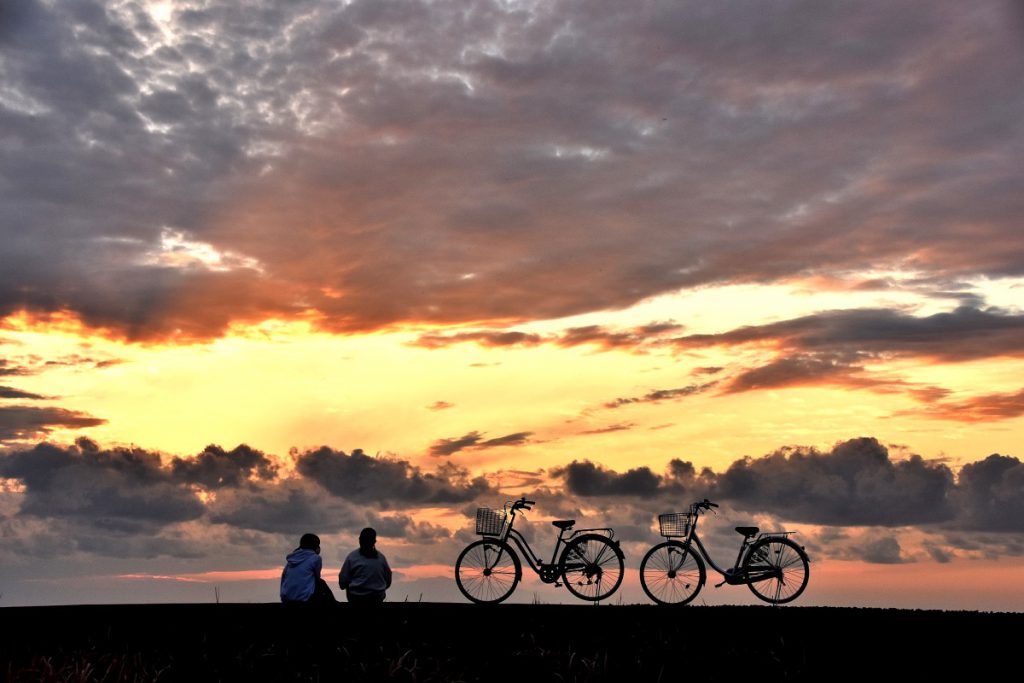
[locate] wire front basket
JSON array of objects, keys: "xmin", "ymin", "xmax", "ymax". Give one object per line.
[
  {"xmin": 658, "ymin": 512, "xmax": 693, "ymax": 538},
  {"xmin": 475, "ymin": 507, "xmax": 506, "ymax": 536}
]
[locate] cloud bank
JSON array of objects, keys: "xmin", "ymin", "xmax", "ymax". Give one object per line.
[
  {"xmin": 555, "ymin": 437, "xmax": 1023, "ymax": 533},
  {"xmin": 2, "ymin": 1, "xmax": 1022, "ymax": 340},
  {"xmin": 1, "ymin": 437, "xmax": 1020, "ymax": 570}
]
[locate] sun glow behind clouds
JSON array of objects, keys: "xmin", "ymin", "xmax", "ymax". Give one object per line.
[
  {"xmin": 139, "ymin": 228, "xmax": 265, "ymax": 273},
  {"xmin": 3, "ymin": 273, "xmax": 1023, "ymax": 474}
]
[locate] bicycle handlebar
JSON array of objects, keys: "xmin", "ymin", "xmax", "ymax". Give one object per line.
[
  {"xmin": 512, "ymin": 497, "xmax": 536, "ymax": 510},
  {"xmin": 694, "ymin": 499, "xmax": 719, "ymax": 511}
]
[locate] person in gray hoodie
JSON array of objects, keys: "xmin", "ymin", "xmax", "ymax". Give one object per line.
[
  {"xmin": 339, "ymin": 527, "xmax": 392, "ymax": 603},
  {"xmin": 280, "ymin": 533, "xmax": 336, "ymax": 603}
]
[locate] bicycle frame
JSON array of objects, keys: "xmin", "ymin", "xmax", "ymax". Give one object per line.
[
  {"xmin": 685, "ymin": 530, "xmax": 748, "ymax": 578},
  {"xmin": 491, "ymin": 505, "xmax": 614, "ymax": 580},
  {"xmin": 673, "ymin": 519, "xmax": 790, "ymax": 586}
]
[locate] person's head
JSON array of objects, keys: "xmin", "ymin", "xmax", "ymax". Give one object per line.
[
  {"xmin": 299, "ymin": 533, "xmax": 321, "ymax": 554},
  {"xmin": 358, "ymin": 527, "xmax": 377, "ymax": 558}
]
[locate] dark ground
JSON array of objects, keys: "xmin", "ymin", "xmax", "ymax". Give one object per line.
[{"xmin": 1, "ymin": 603, "xmax": 1019, "ymax": 681}]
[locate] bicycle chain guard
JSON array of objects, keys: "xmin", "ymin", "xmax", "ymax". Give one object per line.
[{"xmin": 539, "ymin": 565, "xmax": 561, "ymax": 583}]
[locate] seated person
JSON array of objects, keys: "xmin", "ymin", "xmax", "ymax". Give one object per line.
[
  {"xmin": 339, "ymin": 527, "xmax": 392, "ymax": 603},
  {"xmin": 280, "ymin": 533, "xmax": 336, "ymax": 603}
]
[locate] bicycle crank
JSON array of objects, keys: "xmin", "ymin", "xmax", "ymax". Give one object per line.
[{"xmin": 538, "ymin": 565, "xmax": 561, "ymax": 583}]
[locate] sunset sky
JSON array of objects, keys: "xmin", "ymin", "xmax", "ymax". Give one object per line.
[{"xmin": 1, "ymin": 0, "xmax": 1023, "ymax": 609}]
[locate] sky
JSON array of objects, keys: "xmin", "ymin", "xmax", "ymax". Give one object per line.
[{"xmin": 1, "ymin": 0, "xmax": 1023, "ymax": 609}]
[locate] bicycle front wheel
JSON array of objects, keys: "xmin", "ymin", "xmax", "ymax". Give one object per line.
[
  {"xmin": 640, "ymin": 541, "xmax": 706, "ymax": 605},
  {"xmin": 455, "ymin": 539, "xmax": 522, "ymax": 604},
  {"xmin": 743, "ymin": 537, "xmax": 809, "ymax": 604},
  {"xmin": 559, "ymin": 534, "xmax": 624, "ymax": 601}
]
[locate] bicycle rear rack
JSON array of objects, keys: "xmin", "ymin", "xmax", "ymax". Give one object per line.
[{"xmin": 567, "ymin": 527, "xmax": 616, "ymax": 541}]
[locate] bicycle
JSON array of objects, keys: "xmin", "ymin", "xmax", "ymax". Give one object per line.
[
  {"xmin": 455, "ymin": 496, "xmax": 625, "ymax": 604},
  {"xmin": 639, "ymin": 499, "xmax": 810, "ymax": 605}
]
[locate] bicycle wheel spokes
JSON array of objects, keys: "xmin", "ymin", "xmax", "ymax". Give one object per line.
[
  {"xmin": 560, "ymin": 534, "xmax": 624, "ymax": 601},
  {"xmin": 744, "ymin": 538, "xmax": 809, "ymax": 605},
  {"xmin": 455, "ymin": 539, "xmax": 521, "ymax": 604},
  {"xmin": 639, "ymin": 541, "xmax": 705, "ymax": 606}
]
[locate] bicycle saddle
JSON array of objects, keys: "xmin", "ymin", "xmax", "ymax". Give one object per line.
[
  {"xmin": 551, "ymin": 520, "xmax": 575, "ymax": 530},
  {"xmin": 735, "ymin": 526, "xmax": 759, "ymax": 537}
]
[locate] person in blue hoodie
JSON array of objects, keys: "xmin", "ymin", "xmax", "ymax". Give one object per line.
[
  {"xmin": 280, "ymin": 533, "xmax": 336, "ymax": 603},
  {"xmin": 339, "ymin": 527, "xmax": 392, "ymax": 603}
]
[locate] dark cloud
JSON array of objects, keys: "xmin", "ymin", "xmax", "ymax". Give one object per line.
[
  {"xmin": 169, "ymin": 443, "xmax": 277, "ymax": 488},
  {"xmin": 1, "ymin": 435, "xmax": 1021, "ymax": 568},
  {"xmin": 3, "ymin": 2, "xmax": 1021, "ymax": 340},
  {"xmin": 721, "ymin": 354, "xmax": 873, "ymax": 393},
  {"xmin": 816, "ymin": 531, "xmax": 906, "ymax": 564},
  {"xmin": 658, "ymin": 307, "xmax": 1024, "ymax": 407},
  {"xmin": 555, "ymin": 461, "xmax": 664, "ymax": 497},
  {"xmin": 672, "ymin": 307, "xmax": 1024, "ymax": 363},
  {"xmin": 0, "ymin": 386, "xmax": 48, "ymax": 400},
  {"xmin": 412, "ymin": 331, "xmax": 544, "ymax": 350},
  {"xmin": 0, "ymin": 405, "xmax": 106, "ymax": 441},
  {"xmin": 296, "ymin": 446, "xmax": 493, "ymax": 505},
  {"xmin": 578, "ymin": 422, "xmax": 636, "ymax": 435},
  {"xmin": 367, "ymin": 512, "xmax": 451, "ymax": 543},
  {"xmin": 717, "ymin": 354, "xmax": 955, "ymax": 399},
  {"xmin": 412, "ymin": 323, "xmax": 684, "ymax": 352},
  {"xmin": 429, "ymin": 431, "xmax": 484, "ymax": 456},
  {"xmin": 602, "ymin": 382, "xmax": 717, "ymax": 409},
  {"xmin": 0, "ymin": 441, "xmax": 204, "ymax": 533},
  {"xmin": 479, "ymin": 432, "xmax": 532, "ymax": 448},
  {"xmin": 428, "ymin": 430, "xmax": 533, "ymax": 456},
  {"xmin": 924, "ymin": 542, "xmax": 953, "ymax": 563},
  {"xmin": 716, "ymin": 438, "xmax": 955, "ymax": 526},
  {"xmin": 206, "ymin": 480, "xmax": 356, "ymax": 534},
  {"xmin": 902, "ymin": 388, "xmax": 1024, "ymax": 422},
  {"xmin": 0, "ymin": 438, "xmax": 498, "ymax": 543},
  {"xmin": 484, "ymin": 468, "xmax": 547, "ymax": 489},
  {"xmin": 955, "ymin": 454, "xmax": 1024, "ymax": 532},
  {"xmin": 0, "ymin": 360, "xmax": 30, "ymax": 376},
  {"xmin": 848, "ymin": 536, "xmax": 904, "ymax": 564},
  {"xmin": 552, "ymin": 437, "xmax": 1024, "ymax": 533},
  {"xmin": 554, "ymin": 323, "xmax": 684, "ymax": 351},
  {"xmin": 553, "ymin": 457, "xmax": 709, "ymax": 498}
]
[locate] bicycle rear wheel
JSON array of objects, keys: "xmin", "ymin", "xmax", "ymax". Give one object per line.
[
  {"xmin": 559, "ymin": 534, "xmax": 624, "ymax": 601},
  {"xmin": 743, "ymin": 537, "xmax": 809, "ymax": 604},
  {"xmin": 640, "ymin": 541, "xmax": 705, "ymax": 605},
  {"xmin": 455, "ymin": 539, "xmax": 521, "ymax": 604}
]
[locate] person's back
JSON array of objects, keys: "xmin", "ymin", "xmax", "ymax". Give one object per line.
[
  {"xmin": 339, "ymin": 527, "xmax": 392, "ymax": 603},
  {"xmin": 280, "ymin": 533, "xmax": 336, "ymax": 603}
]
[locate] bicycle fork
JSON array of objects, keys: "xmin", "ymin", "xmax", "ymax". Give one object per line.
[{"xmin": 665, "ymin": 544, "xmax": 691, "ymax": 579}]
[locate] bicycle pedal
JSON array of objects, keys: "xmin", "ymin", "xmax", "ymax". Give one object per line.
[
  {"xmin": 714, "ymin": 580, "xmax": 726, "ymax": 588},
  {"xmin": 555, "ymin": 582, "xmax": 562, "ymax": 587}
]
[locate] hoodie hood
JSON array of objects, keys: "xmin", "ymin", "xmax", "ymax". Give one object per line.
[{"xmin": 286, "ymin": 548, "xmax": 319, "ymax": 567}]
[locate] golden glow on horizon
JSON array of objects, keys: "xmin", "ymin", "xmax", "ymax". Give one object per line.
[{"xmin": 2, "ymin": 276, "xmax": 1022, "ymax": 475}]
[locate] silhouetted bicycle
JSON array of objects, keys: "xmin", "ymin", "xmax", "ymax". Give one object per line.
[
  {"xmin": 639, "ymin": 499, "xmax": 810, "ymax": 605},
  {"xmin": 455, "ymin": 496, "xmax": 625, "ymax": 604}
]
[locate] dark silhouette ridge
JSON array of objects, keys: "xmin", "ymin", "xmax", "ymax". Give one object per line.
[
  {"xmin": 455, "ymin": 496, "xmax": 625, "ymax": 604},
  {"xmin": 1, "ymin": 604, "xmax": 1019, "ymax": 679}
]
